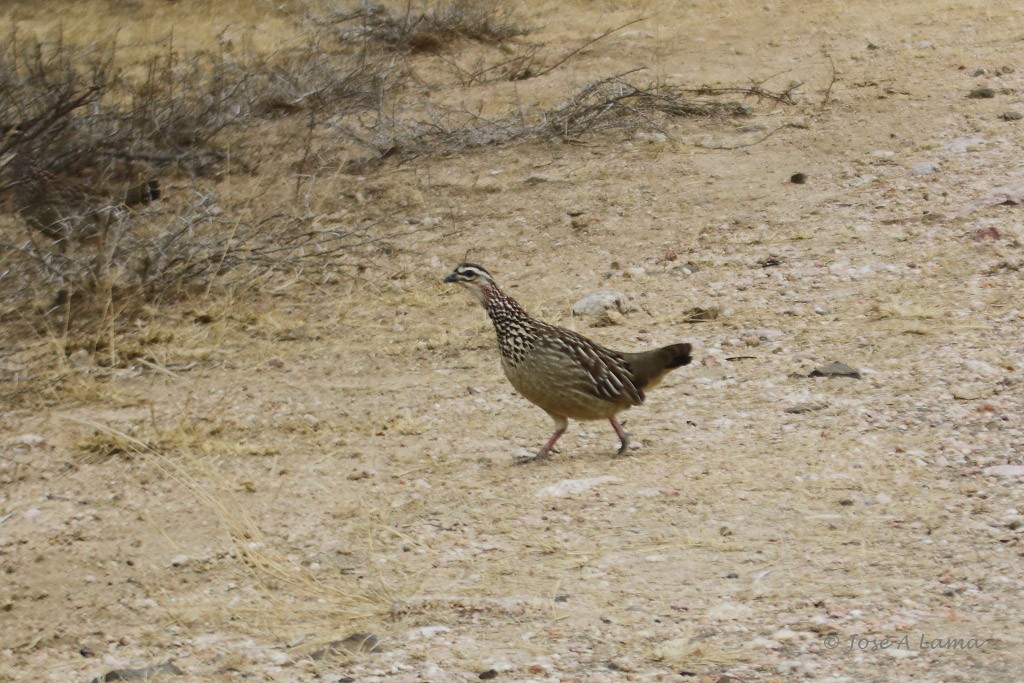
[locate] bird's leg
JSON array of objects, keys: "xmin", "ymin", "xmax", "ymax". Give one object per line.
[
  {"xmin": 516, "ymin": 416, "xmax": 568, "ymax": 465},
  {"xmin": 536, "ymin": 428, "xmax": 566, "ymax": 458},
  {"xmin": 609, "ymin": 416, "xmax": 631, "ymax": 455}
]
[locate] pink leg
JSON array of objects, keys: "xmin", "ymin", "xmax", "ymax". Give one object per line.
[
  {"xmin": 536, "ymin": 428, "xmax": 566, "ymax": 458},
  {"xmin": 517, "ymin": 415, "xmax": 569, "ymax": 464},
  {"xmin": 609, "ymin": 416, "xmax": 631, "ymax": 455}
]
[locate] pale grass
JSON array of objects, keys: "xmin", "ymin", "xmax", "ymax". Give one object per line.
[
  {"xmin": 869, "ymin": 296, "xmax": 943, "ymax": 321},
  {"xmin": 67, "ymin": 416, "xmax": 394, "ymax": 629}
]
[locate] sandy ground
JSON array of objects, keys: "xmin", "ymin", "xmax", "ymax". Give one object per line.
[{"xmin": 2, "ymin": 1, "xmax": 1024, "ymax": 681}]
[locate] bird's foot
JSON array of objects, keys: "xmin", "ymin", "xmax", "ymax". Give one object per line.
[{"xmin": 609, "ymin": 417, "xmax": 631, "ymax": 456}]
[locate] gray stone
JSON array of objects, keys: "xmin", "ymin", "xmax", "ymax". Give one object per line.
[
  {"xmin": 911, "ymin": 161, "xmax": 940, "ymax": 176},
  {"xmin": 91, "ymin": 661, "xmax": 183, "ymax": 682},
  {"xmin": 952, "ymin": 385, "xmax": 983, "ymax": 400},
  {"xmin": 681, "ymin": 306, "xmax": 721, "ymax": 323},
  {"xmin": 571, "ymin": 291, "xmax": 635, "ymax": 317},
  {"xmin": 984, "ymin": 465, "xmax": 1024, "ymax": 477},
  {"xmin": 809, "ymin": 361, "xmax": 862, "ymax": 379},
  {"xmin": 785, "ymin": 402, "xmax": 828, "ymax": 414},
  {"xmin": 537, "ymin": 477, "xmax": 621, "ymax": 498},
  {"xmin": 944, "ymin": 136, "xmax": 984, "ymax": 154}
]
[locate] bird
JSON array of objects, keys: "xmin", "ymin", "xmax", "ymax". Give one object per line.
[{"xmin": 444, "ymin": 263, "xmax": 693, "ymax": 463}]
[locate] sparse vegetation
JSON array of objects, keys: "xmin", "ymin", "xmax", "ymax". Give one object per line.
[
  {"xmin": 0, "ymin": 5, "xmax": 779, "ymax": 349},
  {"xmin": 3, "ymin": 2, "xmax": 1024, "ymax": 682},
  {"xmin": 318, "ymin": 0, "xmax": 529, "ymax": 53}
]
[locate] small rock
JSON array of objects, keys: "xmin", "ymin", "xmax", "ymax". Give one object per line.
[
  {"xmin": 10, "ymin": 434, "xmax": 45, "ymax": 447},
  {"xmin": 911, "ymin": 161, "xmax": 940, "ymax": 176},
  {"xmin": 740, "ymin": 328, "xmax": 784, "ymax": 340},
  {"xmin": 785, "ymin": 402, "xmax": 827, "ymax": 414},
  {"xmin": 790, "ymin": 172, "xmax": 808, "ymax": 184},
  {"xmin": 951, "ymin": 385, "xmax": 983, "ymax": 400},
  {"xmin": 310, "ymin": 633, "xmax": 382, "ymax": 659},
  {"xmin": 962, "ymin": 182, "xmax": 1024, "ymax": 215},
  {"xmin": 967, "ymin": 87, "xmax": 996, "ymax": 98},
  {"xmin": 944, "ymin": 136, "xmax": 985, "ymax": 154},
  {"xmin": 672, "ymin": 262, "xmax": 700, "ymax": 275},
  {"xmin": 512, "ymin": 446, "xmax": 536, "ymax": 462},
  {"xmin": 984, "ymin": 465, "xmax": 1024, "ymax": 477},
  {"xmin": 778, "ymin": 659, "xmax": 818, "ymax": 675},
  {"xmin": 809, "ymin": 361, "xmax": 862, "ymax": 379},
  {"xmin": 681, "ymin": 306, "xmax": 721, "ymax": 323},
  {"xmin": 91, "ymin": 661, "xmax": 183, "ymax": 682},
  {"xmin": 22, "ymin": 508, "xmax": 41, "ymax": 520},
  {"xmin": 707, "ymin": 602, "xmax": 755, "ymax": 620},
  {"xmin": 972, "ymin": 226, "xmax": 1001, "ymax": 241},
  {"xmin": 1001, "ymin": 111, "xmax": 1023, "ymax": 121},
  {"xmin": 69, "ymin": 349, "xmax": 92, "ymax": 369},
  {"xmin": 405, "ymin": 625, "xmax": 450, "ymax": 641},
  {"xmin": 875, "ymin": 492, "xmax": 893, "ymax": 505},
  {"xmin": 169, "ymin": 554, "xmax": 190, "ymax": 567},
  {"xmin": 79, "ymin": 647, "xmax": 96, "ymax": 658},
  {"xmin": 479, "ymin": 670, "xmax": 498, "ymax": 680},
  {"xmin": 266, "ymin": 356, "xmax": 285, "ymax": 369},
  {"xmin": 537, "ymin": 477, "xmax": 621, "ymax": 498},
  {"xmin": 571, "ymin": 291, "xmax": 635, "ymax": 317},
  {"xmin": 596, "ymin": 310, "xmax": 624, "ymax": 326},
  {"xmin": 965, "ymin": 359, "xmax": 1000, "ymax": 376},
  {"xmin": 624, "ymin": 267, "xmax": 647, "ymax": 278}
]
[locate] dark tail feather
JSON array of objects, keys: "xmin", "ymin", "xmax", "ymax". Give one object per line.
[
  {"xmin": 660, "ymin": 342, "xmax": 693, "ymax": 369},
  {"xmin": 622, "ymin": 342, "xmax": 693, "ymax": 392}
]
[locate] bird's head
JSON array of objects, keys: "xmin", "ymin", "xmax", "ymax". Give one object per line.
[{"xmin": 444, "ymin": 262, "xmax": 495, "ymax": 304}]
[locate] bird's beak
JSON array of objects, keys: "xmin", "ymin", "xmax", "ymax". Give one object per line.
[{"xmin": 443, "ymin": 273, "xmax": 459, "ymax": 283}]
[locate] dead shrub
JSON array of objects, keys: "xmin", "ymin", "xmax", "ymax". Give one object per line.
[
  {"xmin": 0, "ymin": 27, "xmax": 400, "ymax": 333},
  {"xmin": 339, "ymin": 72, "xmax": 766, "ymax": 170},
  {"xmin": 319, "ymin": 0, "xmax": 529, "ymax": 53}
]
